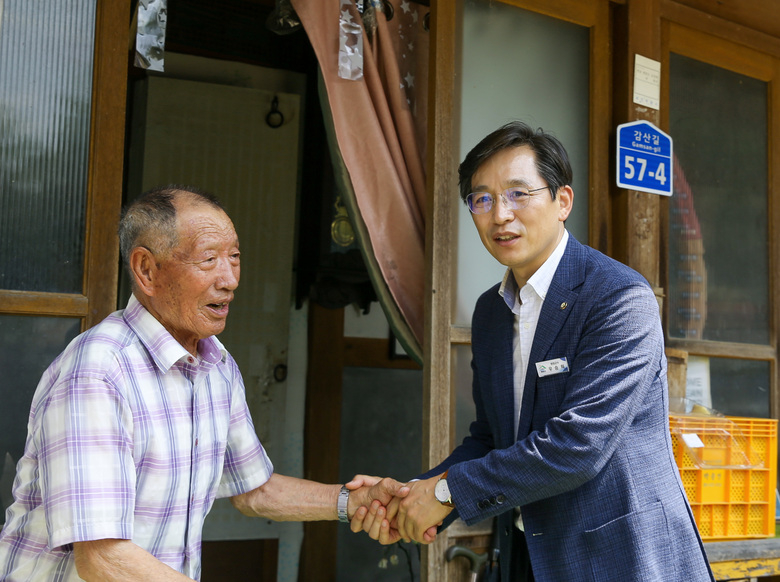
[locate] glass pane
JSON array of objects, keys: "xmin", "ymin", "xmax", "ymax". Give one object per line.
[
  {"xmin": 668, "ymin": 54, "xmax": 768, "ymax": 344},
  {"xmin": 685, "ymin": 355, "xmax": 770, "ymax": 418},
  {"xmin": 454, "ymin": 344, "xmax": 476, "ymax": 446},
  {"xmin": 337, "ymin": 367, "xmax": 423, "ymax": 581},
  {"xmin": 455, "ymin": 0, "xmax": 590, "ymax": 325},
  {"xmin": 0, "ymin": 315, "xmax": 81, "ymax": 523},
  {"xmin": 0, "ymin": 0, "xmax": 97, "ymax": 293}
]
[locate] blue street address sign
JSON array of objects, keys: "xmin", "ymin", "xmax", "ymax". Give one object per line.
[{"xmin": 616, "ymin": 120, "xmax": 673, "ymax": 196}]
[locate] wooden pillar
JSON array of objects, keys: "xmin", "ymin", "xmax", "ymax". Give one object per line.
[
  {"xmin": 299, "ymin": 303, "xmax": 344, "ymax": 581},
  {"xmin": 612, "ymin": 0, "xmax": 663, "ymax": 286},
  {"xmin": 421, "ymin": 0, "xmax": 458, "ymax": 579}
]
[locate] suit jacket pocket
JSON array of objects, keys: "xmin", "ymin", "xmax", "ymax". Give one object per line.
[{"xmin": 583, "ymin": 501, "xmax": 677, "ymax": 582}]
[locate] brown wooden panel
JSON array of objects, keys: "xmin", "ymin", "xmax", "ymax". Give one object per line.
[
  {"xmin": 498, "ymin": 0, "xmax": 600, "ymax": 26},
  {"xmin": 771, "ymin": 59, "xmax": 780, "ymax": 422},
  {"xmin": 299, "ymin": 303, "xmax": 344, "ymax": 581},
  {"xmin": 83, "ymin": 0, "xmax": 130, "ymax": 328},
  {"xmin": 423, "ymin": 0, "xmax": 458, "ymax": 577},
  {"xmin": 588, "ymin": 0, "xmax": 613, "ymax": 254},
  {"xmin": 201, "ymin": 539, "xmax": 278, "ymax": 581},
  {"xmin": 667, "ymin": 20, "xmax": 774, "ymax": 79},
  {"xmin": 449, "ymin": 326, "xmax": 471, "ymax": 346},
  {"xmin": 668, "ymin": 341, "xmax": 776, "ymax": 362},
  {"xmin": 662, "ymin": 1, "xmax": 780, "ymax": 59},
  {"xmin": 671, "ymin": 0, "xmax": 780, "ymax": 41},
  {"xmin": 610, "ymin": 0, "xmax": 662, "ymax": 285},
  {"xmin": 343, "ymin": 337, "xmax": 422, "ymax": 370},
  {"xmin": 0, "ymin": 290, "xmax": 89, "ymax": 317}
]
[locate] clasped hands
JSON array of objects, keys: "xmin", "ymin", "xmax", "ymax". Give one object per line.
[{"xmin": 346, "ymin": 474, "xmax": 452, "ymax": 545}]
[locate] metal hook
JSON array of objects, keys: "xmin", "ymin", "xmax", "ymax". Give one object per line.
[{"xmin": 266, "ymin": 96, "xmax": 284, "ymax": 129}]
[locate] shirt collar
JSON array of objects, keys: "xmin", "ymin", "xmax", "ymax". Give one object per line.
[
  {"xmin": 124, "ymin": 294, "xmax": 227, "ymax": 372},
  {"xmin": 498, "ymin": 229, "xmax": 569, "ymax": 309}
]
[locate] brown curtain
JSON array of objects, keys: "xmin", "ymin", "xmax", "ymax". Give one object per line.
[{"xmin": 291, "ymin": 0, "xmax": 429, "ymax": 360}]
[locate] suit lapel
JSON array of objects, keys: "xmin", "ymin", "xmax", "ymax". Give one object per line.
[{"xmin": 516, "ymin": 237, "xmax": 585, "ymax": 439}]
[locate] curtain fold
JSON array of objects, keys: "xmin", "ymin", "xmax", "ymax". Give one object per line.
[{"xmin": 291, "ymin": 0, "xmax": 429, "ymax": 359}]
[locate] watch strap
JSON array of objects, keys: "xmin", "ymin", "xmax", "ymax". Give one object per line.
[{"xmin": 337, "ymin": 485, "xmax": 350, "ymax": 523}]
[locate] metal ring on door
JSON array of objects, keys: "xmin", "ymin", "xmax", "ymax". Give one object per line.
[{"xmin": 266, "ymin": 96, "xmax": 284, "ymax": 128}]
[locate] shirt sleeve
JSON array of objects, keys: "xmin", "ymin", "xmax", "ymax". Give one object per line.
[
  {"xmin": 216, "ymin": 360, "xmax": 273, "ymax": 498},
  {"xmin": 37, "ymin": 369, "xmax": 136, "ymax": 549}
]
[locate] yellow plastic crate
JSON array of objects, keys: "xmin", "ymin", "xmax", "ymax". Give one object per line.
[{"xmin": 669, "ymin": 414, "xmax": 778, "ymax": 542}]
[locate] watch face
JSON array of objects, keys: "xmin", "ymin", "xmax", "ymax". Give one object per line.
[{"xmin": 434, "ymin": 478, "xmax": 450, "ymax": 503}]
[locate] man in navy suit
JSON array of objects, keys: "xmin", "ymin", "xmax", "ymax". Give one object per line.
[{"xmin": 353, "ymin": 122, "xmax": 714, "ymax": 581}]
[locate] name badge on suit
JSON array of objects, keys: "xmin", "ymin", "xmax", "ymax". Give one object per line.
[{"xmin": 535, "ymin": 357, "xmax": 569, "ymax": 378}]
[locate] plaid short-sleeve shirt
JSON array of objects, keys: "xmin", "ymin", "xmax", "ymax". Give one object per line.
[{"xmin": 0, "ymin": 295, "xmax": 273, "ymax": 581}]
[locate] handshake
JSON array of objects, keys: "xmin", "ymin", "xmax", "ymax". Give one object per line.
[{"xmin": 345, "ymin": 473, "xmax": 454, "ymax": 544}]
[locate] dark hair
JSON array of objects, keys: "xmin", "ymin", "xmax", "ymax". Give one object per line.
[
  {"xmin": 118, "ymin": 185, "xmax": 223, "ymax": 269},
  {"xmin": 458, "ymin": 121, "xmax": 573, "ymax": 204}
]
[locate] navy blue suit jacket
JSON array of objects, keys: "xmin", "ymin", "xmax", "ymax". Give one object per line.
[{"xmin": 424, "ymin": 236, "xmax": 714, "ymax": 581}]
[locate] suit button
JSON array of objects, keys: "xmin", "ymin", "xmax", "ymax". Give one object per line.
[
  {"xmin": 478, "ymin": 501, "xmax": 486, "ymax": 509},
  {"xmin": 504, "ymin": 527, "xmax": 511, "ymax": 536},
  {"xmin": 496, "ymin": 494, "xmax": 506, "ymax": 504},
  {"xmin": 489, "ymin": 496, "xmax": 497, "ymax": 505}
]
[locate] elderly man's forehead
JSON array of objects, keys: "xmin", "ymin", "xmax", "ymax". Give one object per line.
[{"xmin": 173, "ymin": 201, "xmax": 237, "ymax": 244}]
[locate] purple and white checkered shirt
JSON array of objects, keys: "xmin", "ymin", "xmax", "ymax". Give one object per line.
[{"xmin": 0, "ymin": 295, "xmax": 273, "ymax": 581}]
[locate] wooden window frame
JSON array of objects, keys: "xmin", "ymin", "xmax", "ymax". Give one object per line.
[
  {"xmin": 0, "ymin": 0, "xmax": 129, "ymax": 330},
  {"xmin": 660, "ymin": 3, "xmax": 780, "ymax": 419},
  {"xmin": 424, "ymin": 1, "xmax": 612, "ymax": 579}
]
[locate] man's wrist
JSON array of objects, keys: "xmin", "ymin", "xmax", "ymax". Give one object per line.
[
  {"xmin": 337, "ymin": 485, "xmax": 350, "ymax": 522},
  {"xmin": 434, "ymin": 470, "xmax": 454, "ymax": 507}
]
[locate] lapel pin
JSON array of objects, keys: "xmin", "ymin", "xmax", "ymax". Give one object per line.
[{"xmin": 560, "ymin": 302, "xmax": 568, "ymax": 310}]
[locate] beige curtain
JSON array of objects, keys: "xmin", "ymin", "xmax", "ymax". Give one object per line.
[{"xmin": 291, "ymin": 0, "xmax": 429, "ymax": 361}]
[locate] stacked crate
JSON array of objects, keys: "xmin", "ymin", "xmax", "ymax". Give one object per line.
[{"xmin": 670, "ymin": 414, "xmax": 778, "ymax": 541}]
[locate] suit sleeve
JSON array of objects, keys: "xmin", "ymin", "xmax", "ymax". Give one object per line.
[{"xmin": 447, "ymin": 275, "xmax": 666, "ymax": 525}]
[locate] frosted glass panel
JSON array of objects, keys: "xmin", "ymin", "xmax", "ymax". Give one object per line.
[
  {"xmin": 455, "ymin": 0, "xmax": 589, "ymax": 325},
  {"xmin": 0, "ymin": 0, "xmax": 97, "ymax": 293},
  {"xmin": 668, "ymin": 54, "xmax": 768, "ymax": 344},
  {"xmin": 0, "ymin": 315, "xmax": 81, "ymax": 523}
]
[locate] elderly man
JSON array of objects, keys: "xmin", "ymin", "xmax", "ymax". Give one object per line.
[
  {"xmin": 0, "ymin": 186, "xmax": 402, "ymax": 581},
  {"xmin": 354, "ymin": 122, "xmax": 714, "ymax": 581}
]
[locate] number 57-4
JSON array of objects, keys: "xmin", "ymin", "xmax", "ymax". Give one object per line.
[{"xmin": 624, "ymin": 156, "xmax": 666, "ymax": 185}]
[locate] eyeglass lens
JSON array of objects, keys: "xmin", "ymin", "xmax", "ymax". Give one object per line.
[{"xmin": 467, "ymin": 188, "xmax": 530, "ymax": 214}]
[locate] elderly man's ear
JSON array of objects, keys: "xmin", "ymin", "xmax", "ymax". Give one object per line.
[{"xmin": 129, "ymin": 247, "xmax": 158, "ymax": 297}]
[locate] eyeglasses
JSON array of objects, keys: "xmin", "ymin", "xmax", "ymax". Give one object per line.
[{"xmin": 466, "ymin": 186, "xmax": 551, "ymax": 215}]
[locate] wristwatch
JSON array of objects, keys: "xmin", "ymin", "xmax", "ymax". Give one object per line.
[
  {"xmin": 337, "ymin": 485, "xmax": 350, "ymax": 523},
  {"xmin": 434, "ymin": 470, "xmax": 454, "ymax": 507}
]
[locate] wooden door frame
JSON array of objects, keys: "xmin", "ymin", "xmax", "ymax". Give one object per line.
[
  {"xmin": 424, "ymin": 1, "xmax": 612, "ymax": 580},
  {"xmin": 0, "ymin": 0, "xmax": 129, "ymax": 329}
]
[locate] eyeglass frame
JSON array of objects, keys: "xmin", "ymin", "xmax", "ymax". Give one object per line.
[{"xmin": 465, "ymin": 185, "xmax": 551, "ymax": 215}]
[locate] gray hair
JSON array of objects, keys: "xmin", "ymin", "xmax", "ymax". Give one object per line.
[{"xmin": 118, "ymin": 185, "xmax": 223, "ymax": 271}]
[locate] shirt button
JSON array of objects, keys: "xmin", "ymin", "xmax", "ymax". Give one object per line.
[
  {"xmin": 195, "ymin": 438, "xmax": 199, "ymax": 446},
  {"xmin": 188, "ymin": 356, "xmax": 195, "ymax": 363}
]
